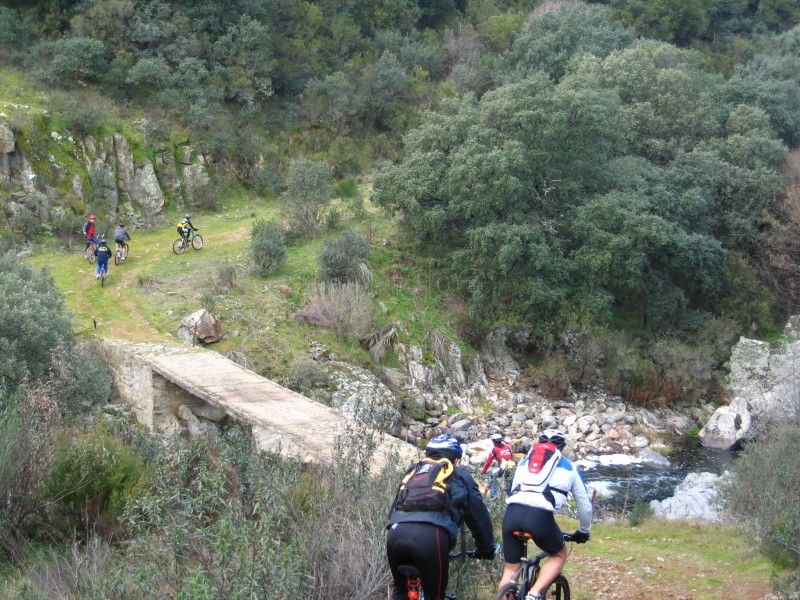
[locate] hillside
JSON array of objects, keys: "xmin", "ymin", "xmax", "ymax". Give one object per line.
[{"xmin": 2, "ymin": 0, "xmax": 800, "ymax": 598}]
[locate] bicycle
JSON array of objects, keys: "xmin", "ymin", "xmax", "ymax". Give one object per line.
[
  {"xmin": 396, "ymin": 549, "xmax": 478, "ymax": 600},
  {"xmin": 173, "ymin": 229, "xmax": 203, "ymax": 255},
  {"xmin": 98, "ymin": 263, "xmax": 107, "ymax": 287},
  {"xmin": 84, "ymin": 240, "xmax": 97, "ymax": 263},
  {"xmin": 114, "ymin": 242, "xmax": 129, "ymax": 265},
  {"xmin": 495, "ymin": 533, "xmax": 574, "ymax": 600}
]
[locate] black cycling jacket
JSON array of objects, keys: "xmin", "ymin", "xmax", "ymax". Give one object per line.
[{"xmin": 387, "ymin": 465, "xmax": 494, "ymax": 553}]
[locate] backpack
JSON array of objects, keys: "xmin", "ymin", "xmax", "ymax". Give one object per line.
[
  {"xmin": 392, "ymin": 458, "xmax": 455, "ymax": 513},
  {"xmin": 510, "ymin": 442, "xmax": 565, "ymax": 507}
]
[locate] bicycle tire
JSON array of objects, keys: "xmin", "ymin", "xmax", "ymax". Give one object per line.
[
  {"xmin": 494, "ymin": 583, "xmax": 520, "ymax": 600},
  {"xmin": 114, "ymin": 253, "xmax": 121, "ymax": 266},
  {"xmin": 85, "ymin": 249, "xmax": 96, "ymax": 263},
  {"xmin": 173, "ymin": 239, "xmax": 186, "ymax": 255},
  {"xmin": 544, "ymin": 575, "xmax": 570, "ymax": 600},
  {"xmin": 191, "ymin": 234, "xmax": 204, "ymax": 250},
  {"xmin": 100, "ymin": 269, "xmax": 106, "ymax": 287}
]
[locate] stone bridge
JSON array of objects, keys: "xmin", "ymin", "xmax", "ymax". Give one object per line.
[{"xmin": 101, "ymin": 339, "xmax": 418, "ymax": 469}]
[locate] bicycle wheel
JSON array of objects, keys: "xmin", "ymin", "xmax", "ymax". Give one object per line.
[
  {"xmin": 100, "ymin": 269, "xmax": 106, "ymax": 287},
  {"xmin": 114, "ymin": 251, "xmax": 121, "ymax": 266},
  {"xmin": 544, "ymin": 575, "xmax": 570, "ymax": 600},
  {"xmin": 495, "ymin": 583, "xmax": 520, "ymax": 600},
  {"xmin": 173, "ymin": 238, "xmax": 186, "ymax": 255},
  {"xmin": 85, "ymin": 248, "xmax": 96, "ymax": 263},
  {"xmin": 191, "ymin": 234, "xmax": 204, "ymax": 250}
]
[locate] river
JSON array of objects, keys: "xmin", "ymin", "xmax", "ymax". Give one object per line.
[{"xmin": 582, "ymin": 435, "xmax": 738, "ymax": 513}]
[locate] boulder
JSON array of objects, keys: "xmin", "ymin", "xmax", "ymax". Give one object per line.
[
  {"xmin": 113, "ymin": 134, "xmax": 135, "ymax": 196},
  {"xmin": 178, "ymin": 309, "xmax": 224, "ymax": 344},
  {"xmin": 133, "ymin": 162, "xmax": 165, "ymax": 216},
  {"xmin": 698, "ymin": 397, "xmax": 751, "ymax": 450},
  {"xmin": 480, "ymin": 325, "xmax": 522, "ymax": 383},
  {"xmin": 649, "ymin": 472, "xmax": 726, "ymax": 522},
  {"xmin": 183, "ymin": 163, "xmax": 211, "ymax": 197}
]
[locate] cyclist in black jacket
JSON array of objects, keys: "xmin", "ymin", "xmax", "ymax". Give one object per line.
[{"xmin": 387, "ymin": 434, "xmax": 495, "ymax": 600}]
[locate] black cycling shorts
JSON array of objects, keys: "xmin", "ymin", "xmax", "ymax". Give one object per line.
[
  {"xmin": 502, "ymin": 503, "xmax": 564, "ymax": 562},
  {"xmin": 387, "ymin": 522, "xmax": 450, "ymax": 600}
]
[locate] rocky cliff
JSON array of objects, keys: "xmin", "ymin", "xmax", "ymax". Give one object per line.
[{"xmin": 0, "ymin": 114, "xmax": 211, "ymax": 240}]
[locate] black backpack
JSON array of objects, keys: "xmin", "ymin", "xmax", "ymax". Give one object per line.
[{"xmin": 393, "ymin": 458, "xmax": 455, "ymax": 513}]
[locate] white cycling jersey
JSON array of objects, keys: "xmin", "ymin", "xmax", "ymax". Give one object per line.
[{"xmin": 506, "ymin": 453, "xmax": 593, "ymax": 533}]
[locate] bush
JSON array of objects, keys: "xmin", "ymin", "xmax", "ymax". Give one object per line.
[
  {"xmin": 250, "ymin": 220, "xmax": 286, "ymax": 275},
  {"xmin": 293, "ymin": 282, "xmax": 373, "ymax": 338},
  {"xmin": 47, "ymin": 343, "xmax": 113, "ymax": 416},
  {"xmin": 188, "ymin": 182, "xmax": 219, "ymax": 211},
  {"xmin": 334, "ymin": 177, "xmax": 359, "ymax": 198},
  {"xmin": 0, "ymin": 256, "xmax": 74, "ymax": 405},
  {"xmin": 628, "ymin": 499, "xmax": 653, "ymax": 526},
  {"xmin": 325, "ymin": 206, "xmax": 342, "ymax": 231},
  {"xmin": 281, "ymin": 158, "xmax": 333, "ymax": 239},
  {"xmin": 318, "ymin": 229, "xmax": 370, "ymax": 283},
  {"xmin": 718, "ymin": 426, "xmax": 800, "ymax": 579},
  {"xmin": 46, "ymin": 424, "xmax": 146, "ymax": 538},
  {"xmin": 208, "ymin": 259, "xmax": 238, "ymax": 294},
  {"xmin": 284, "ymin": 359, "xmax": 332, "ymax": 398},
  {"xmin": 199, "ymin": 291, "xmax": 216, "ymax": 314}
]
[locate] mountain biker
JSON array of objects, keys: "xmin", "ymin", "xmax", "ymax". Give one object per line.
[
  {"xmin": 94, "ymin": 233, "xmax": 112, "ymax": 279},
  {"xmin": 82, "ymin": 214, "xmax": 97, "ymax": 249},
  {"xmin": 177, "ymin": 213, "xmax": 198, "ymax": 243},
  {"xmin": 482, "ymin": 433, "xmax": 515, "ymax": 497},
  {"xmin": 114, "ymin": 221, "xmax": 131, "ymax": 254},
  {"xmin": 387, "ymin": 434, "xmax": 496, "ymax": 600},
  {"xmin": 497, "ymin": 428, "xmax": 592, "ymax": 600}
]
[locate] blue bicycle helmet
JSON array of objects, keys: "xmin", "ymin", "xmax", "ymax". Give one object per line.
[
  {"xmin": 426, "ymin": 434, "xmax": 463, "ymax": 461},
  {"xmin": 538, "ymin": 428, "xmax": 566, "ymax": 450}
]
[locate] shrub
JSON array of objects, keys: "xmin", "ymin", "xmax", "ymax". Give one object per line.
[
  {"xmin": 293, "ymin": 282, "xmax": 373, "ymax": 338},
  {"xmin": 246, "ymin": 166, "xmax": 281, "ymax": 196},
  {"xmin": 188, "ymin": 182, "xmax": 219, "ymax": 211},
  {"xmin": 51, "ymin": 212, "xmax": 84, "ymax": 250},
  {"xmin": 318, "ymin": 229, "xmax": 370, "ymax": 283},
  {"xmin": 628, "ymin": 499, "xmax": 653, "ymax": 526},
  {"xmin": 718, "ymin": 427, "xmax": 800, "ymax": 577},
  {"xmin": 281, "ymin": 158, "xmax": 333, "ymax": 239},
  {"xmin": 47, "ymin": 343, "xmax": 113, "ymax": 416},
  {"xmin": 250, "ymin": 220, "xmax": 286, "ymax": 275},
  {"xmin": 199, "ymin": 292, "xmax": 216, "ymax": 314},
  {"xmin": 46, "ymin": 424, "xmax": 146, "ymax": 538},
  {"xmin": 284, "ymin": 359, "xmax": 332, "ymax": 398},
  {"xmin": 334, "ymin": 177, "xmax": 359, "ymax": 198},
  {"xmin": 325, "ymin": 206, "xmax": 342, "ymax": 231},
  {"xmin": 0, "ymin": 256, "xmax": 74, "ymax": 405},
  {"xmin": 208, "ymin": 259, "xmax": 238, "ymax": 294},
  {"xmin": 0, "ymin": 386, "xmax": 61, "ymax": 563}
]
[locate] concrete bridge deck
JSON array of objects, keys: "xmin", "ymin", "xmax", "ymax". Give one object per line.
[{"xmin": 102, "ymin": 339, "xmax": 418, "ymax": 469}]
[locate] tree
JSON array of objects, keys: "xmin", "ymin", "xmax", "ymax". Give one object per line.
[
  {"xmin": 33, "ymin": 36, "xmax": 108, "ymax": 87},
  {"xmin": 251, "ymin": 220, "xmax": 286, "ymax": 275},
  {"xmin": 281, "ymin": 158, "xmax": 334, "ymax": 238},
  {"xmin": 503, "ymin": 2, "xmax": 635, "ymax": 82}
]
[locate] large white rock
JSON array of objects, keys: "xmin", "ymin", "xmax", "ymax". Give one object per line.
[
  {"xmin": 0, "ymin": 120, "xmax": 15, "ymax": 154},
  {"xmin": 133, "ymin": 162, "xmax": 165, "ymax": 215},
  {"xmin": 649, "ymin": 471, "xmax": 726, "ymax": 522}
]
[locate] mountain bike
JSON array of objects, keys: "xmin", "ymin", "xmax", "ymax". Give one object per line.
[
  {"xmin": 173, "ymin": 229, "xmax": 203, "ymax": 255},
  {"xmin": 495, "ymin": 533, "xmax": 574, "ymax": 600},
  {"xmin": 114, "ymin": 242, "xmax": 129, "ymax": 265},
  {"xmin": 84, "ymin": 240, "xmax": 96, "ymax": 263}
]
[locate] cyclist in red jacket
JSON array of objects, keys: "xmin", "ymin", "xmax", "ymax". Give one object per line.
[{"xmin": 482, "ymin": 433, "xmax": 515, "ymax": 497}]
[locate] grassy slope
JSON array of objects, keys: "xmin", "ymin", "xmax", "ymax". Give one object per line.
[{"xmin": 27, "ymin": 189, "xmax": 463, "ymax": 378}]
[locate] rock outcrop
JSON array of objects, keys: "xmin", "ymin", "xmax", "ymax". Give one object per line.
[
  {"xmin": 700, "ymin": 320, "xmax": 800, "ymax": 449},
  {"xmin": 0, "ymin": 117, "xmax": 210, "ymax": 233},
  {"xmin": 649, "ymin": 471, "xmax": 727, "ymax": 522}
]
